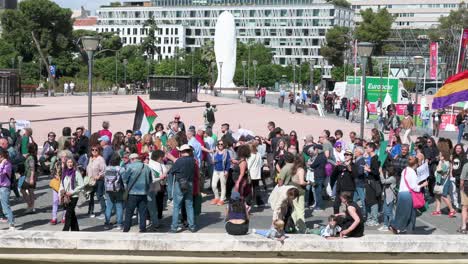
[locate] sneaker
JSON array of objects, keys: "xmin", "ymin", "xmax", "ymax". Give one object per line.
[
  {"xmin": 169, "ymin": 227, "xmax": 183, "ymax": 233},
  {"xmin": 378, "ymin": 225, "xmax": 389, "ymax": 232},
  {"xmin": 114, "ymin": 225, "xmax": 122, "ymax": 231},
  {"xmin": 217, "ymin": 200, "xmax": 225, "ymax": 206},
  {"xmin": 188, "ymin": 227, "xmax": 197, "ymax": 233},
  {"xmin": 104, "ymin": 225, "xmax": 113, "ymax": 230},
  {"xmin": 49, "ymin": 219, "xmax": 57, "ymax": 225},
  {"xmin": 313, "ymin": 207, "xmax": 323, "ymax": 212},
  {"xmin": 89, "ymin": 214, "xmax": 96, "ymax": 218},
  {"xmin": 210, "ymin": 198, "xmax": 219, "ymax": 205},
  {"xmin": 96, "ymin": 215, "xmax": 105, "ymax": 220}
]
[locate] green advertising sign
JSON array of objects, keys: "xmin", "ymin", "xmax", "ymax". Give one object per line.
[{"xmin": 346, "ymin": 76, "xmax": 399, "ymax": 102}]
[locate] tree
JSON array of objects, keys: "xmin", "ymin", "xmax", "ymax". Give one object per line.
[
  {"xmin": 201, "ymin": 40, "xmax": 215, "ymax": 84},
  {"xmin": 141, "ymin": 18, "xmax": 159, "ymax": 60},
  {"xmin": 354, "ymin": 8, "xmax": 394, "ymax": 56},
  {"xmin": 325, "ymin": 0, "xmax": 351, "ymax": 8},
  {"xmin": 320, "ymin": 26, "xmax": 351, "ymax": 67},
  {"xmin": 1, "ymin": 0, "xmax": 74, "ymax": 95}
]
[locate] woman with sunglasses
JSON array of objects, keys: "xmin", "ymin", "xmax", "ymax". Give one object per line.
[
  {"xmin": 86, "ymin": 144, "xmax": 106, "ymax": 218},
  {"xmin": 60, "ymin": 157, "xmax": 85, "ymax": 231},
  {"xmin": 289, "ymin": 131, "xmax": 299, "ymax": 152},
  {"xmin": 211, "ymin": 140, "xmax": 231, "ymax": 206}
]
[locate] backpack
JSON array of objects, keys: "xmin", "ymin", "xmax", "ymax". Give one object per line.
[
  {"xmin": 206, "ymin": 108, "xmax": 215, "ymax": 123},
  {"xmin": 104, "ymin": 166, "xmax": 123, "ymax": 192}
]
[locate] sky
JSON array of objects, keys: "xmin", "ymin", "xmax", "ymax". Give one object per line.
[{"xmin": 53, "ymin": 0, "xmax": 112, "ymax": 13}]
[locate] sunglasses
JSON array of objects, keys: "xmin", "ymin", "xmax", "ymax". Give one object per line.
[
  {"xmin": 218, "ymin": 143, "xmax": 224, "ymax": 146},
  {"xmin": 91, "ymin": 148, "xmax": 98, "ymax": 151},
  {"xmin": 48, "ymin": 135, "xmax": 55, "ymax": 137},
  {"xmin": 344, "ymin": 153, "xmax": 353, "ymax": 156}
]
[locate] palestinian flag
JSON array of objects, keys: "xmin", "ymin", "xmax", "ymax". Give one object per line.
[{"xmin": 133, "ymin": 96, "xmax": 158, "ymax": 134}]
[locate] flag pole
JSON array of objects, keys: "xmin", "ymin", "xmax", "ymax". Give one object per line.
[{"xmin": 448, "ymin": 29, "xmax": 464, "ymax": 131}]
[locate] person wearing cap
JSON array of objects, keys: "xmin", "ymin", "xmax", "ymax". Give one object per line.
[
  {"xmin": 225, "ymin": 191, "xmax": 249, "ymax": 235},
  {"xmin": 99, "ymin": 135, "xmax": 114, "ymax": 166},
  {"xmin": 167, "ymin": 144, "xmax": 197, "ymax": 232},
  {"xmin": 39, "ymin": 131, "xmax": 59, "ymax": 173},
  {"xmin": 122, "ymin": 152, "xmax": 153, "ymax": 233},
  {"xmin": 99, "ymin": 121, "xmax": 113, "ymax": 142},
  {"xmin": 333, "ymin": 149, "xmax": 355, "ymax": 214}
]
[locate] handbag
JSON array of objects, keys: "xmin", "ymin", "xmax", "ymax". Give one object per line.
[
  {"xmin": 403, "ymin": 169, "xmax": 425, "ymax": 209},
  {"xmin": 87, "ymin": 176, "xmax": 97, "ymax": 187},
  {"xmin": 433, "ymin": 177, "xmax": 448, "ymax": 195},
  {"xmin": 123, "ymin": 164, "xmax": 145, "ymax": 201},
  {"xmin": 60, "ymin": 190, "xmax": 71, "ymax": 206},
  {"xmin": 49, "ymin": 177, "xmax": 60, "ymax": 192}
]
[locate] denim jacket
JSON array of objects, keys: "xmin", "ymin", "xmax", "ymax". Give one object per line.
[{"xmin": 122, "ymin": 161, "xmax": 152, "ymax": 195}]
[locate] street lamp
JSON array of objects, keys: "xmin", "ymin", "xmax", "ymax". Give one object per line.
[
  {"xmin": 218, "ymin": 61, "xmax": 223, "ymax": 95},
  {"xmin": 413, "ymin": 55, "xmax": 424, "ymax": 126},
  {"xmin": 309, "ymin": 58, "xmax": 317, "ymax": 92},
  {"xmin": 81, "ymin": 35, "xmax": 101, "ymax": 134},
  {"xmin": 123, "ymin": 59, "xmax": 128, "ymax": 86},
  {"xmin": 242, "ymin": 60, "xmax": 247, "ymax": 88},
  {"xmin": 211, "ymin": 61, "xmax": 216, "ymax": 86},
  {"xmin": 47, "ymin": 55, "xmax": 53, "ymax": 97},
  {"xmin": 252, "ymin": 60, "xmax": 258, "ymax": 89},
  {"xmin": 357, "ymin": 42, "xmax": 374, "ymax": 139},
  {"xmin": 292, "ymin": 60, "xmax": 297, "ymax": 94}
]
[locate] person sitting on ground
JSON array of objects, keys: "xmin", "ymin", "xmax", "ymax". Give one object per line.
[
  {"xmin": 225, "ymin": 191, "xmax": 249, "ymax": 236},
  {"xmin": 253, "ymin": 219, "xmax": 286, "ymax": 241}
]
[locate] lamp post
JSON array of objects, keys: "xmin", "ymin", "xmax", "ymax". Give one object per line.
[
  {"xmin": 47, "ymin": 55, "xmax": 53, "ymax": 97},
  {"xmin": 292, "ymin": 60, "xmax": 297, "ymax": 94},
  {"xmin": 81, "ymin": 35, "xmax": 101, "ymax": 134},
  {"xmin": 218, "ymin": 61, "xmax": 223, "ymax": 95},
  {"xmin": 252, "ymin": 60, "xmax": 258, "ymax": 89},
  {"xmin": 357, "ymin": 42, "xmax": 374, "ymax": 139},
  {"xmin": 211, "ymin": 61, "xmax": 216, "ymax": 86},
  {"xmin": 413, "ymin": 56, "xmax": 424, "ymax": 126},
  {"xmin": 298, "ymin": 62, "xmax": 302, "ymax": 91},
  {"xmin": 146, "ymin": 58, "xmax": 151, "ymax": 92},
  {"xmin": 320, "ymin": 60, "xmax": 325, "ymax": 90},
  {"xmin": 123, "ymin": 59, "xmax": 128, "ymax": 86},
  {"xmin": 376, "ymin": 57, "xmax": 385, "ymax": 101},
  {"xmin": 242, "ymin": 60, "xmax": 247, "ymax": 88},
  {"xmin": 309, "ymin": 58, "xmax": 316, "ymax": 92}
]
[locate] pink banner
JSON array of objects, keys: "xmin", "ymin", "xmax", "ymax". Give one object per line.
[
  {"xmin": 457, "ymin": 29, "xmax": 468, "ymax": 73},
  {"xmin": 368, "ymin": 103, "xmax": 420, "ymax": 115},
  {"xmin": 430, "ymin": 42, "xmax": 438, "ymax": 79},
  {"xmin": 439, "ymin": 114, "xmax": 457, "ymax": 131}
]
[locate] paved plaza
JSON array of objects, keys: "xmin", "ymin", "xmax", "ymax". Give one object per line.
[{"xmin": 0, "ymin": 93, "xmax": 462, "ymax": 234}]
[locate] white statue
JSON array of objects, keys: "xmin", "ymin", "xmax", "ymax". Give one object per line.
[{"xmin": 214, "ymin": 11, "xmax": 236, "ymax": 89}]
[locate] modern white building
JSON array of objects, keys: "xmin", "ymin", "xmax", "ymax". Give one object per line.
[
  {"xmin": 350, "ymin": 0, "xmax": 464, "ymax": 29},
  {"xmin": 95, "ymin": 0, "xmax": 354, "ymax": 76}
]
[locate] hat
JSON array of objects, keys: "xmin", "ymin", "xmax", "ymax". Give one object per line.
[
  {"xmin": 174, "ymin": 114, "xmax": 181, "ymax": 119},
  {"xmin": 345, "ymin": 150, "xmax": 353, "ymax": 156},
  {"xmin": 334, "ymin": 142, "xmax": 342, "ymax": 148},
  {"xmin": 129, "ymin": 153, "xmax": 140, "ymax": 159},
  {"xmin": 98, "ymin": 135, "xmax": 110, "ymax": 143},
  {"xmin": 230, "ymin": 191, "xmax": 241, "ymax": 201},
  {"xmin": 177, "ymin": 144, "xmax": 191, "ymax": 152},
  {"xmin": 197, "ymin": 125, "xmax": 206, "ymax": 131},
  {"xmin": 134, "ymin": 130, "xmax": 142, "ymax": 136}
]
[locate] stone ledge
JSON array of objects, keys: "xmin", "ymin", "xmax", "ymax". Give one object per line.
[{"xmin": 0, "ymin": 231, "xmax": 466, "ymax": 255}]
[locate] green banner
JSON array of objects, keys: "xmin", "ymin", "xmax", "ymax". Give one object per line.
[{"xmin": 346, "ymin": 76, "xmax": 399, "ymax": 102}]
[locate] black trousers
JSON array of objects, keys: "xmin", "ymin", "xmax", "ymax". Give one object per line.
[
  {"xmin": 156, "ymin": 187, "xmax": 165, "ymax": 219},
  {"xmin": 63, "ymin": 197, "xmax": 79, "ymax": 231}
]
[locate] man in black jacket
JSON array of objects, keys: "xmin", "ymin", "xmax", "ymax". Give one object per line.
[
  {"xmin": 353, "ymin": 146, "xmax": 367, "ymax": 217},
  {"xmin": 75, "ymin": 127, "xmax": 89, "ymax": 156},
  {"xmin": 310, "ymin": 144, "xmax": 327, "ymax": 211},
  {"xmin": 364, "ymin": 143, "xmax": 381, "ymax": 226}
]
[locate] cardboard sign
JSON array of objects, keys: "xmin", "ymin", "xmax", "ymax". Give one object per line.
[{"xmin": 15, "ymin": 120, "xmax": 31, "ymax": 131}]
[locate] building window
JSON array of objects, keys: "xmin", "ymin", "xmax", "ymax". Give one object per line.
[
  {"xmin": 175, "ymin": 28, "xmax": 178, "ymax": 35},
  {"xmin": 133, "ymin": 28, "xmax": 137, "ymax": 34}
]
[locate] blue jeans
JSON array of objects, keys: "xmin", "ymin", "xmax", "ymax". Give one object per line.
[
  {"xmin": 367, "ymin": 203, "xmax": 379, "ymax": 223},
  {"xmin": 313, "ymin": 177, "xmax": 325, "ymax": 209},
  {"xmin": 383, "ymin": 200, "xmax": 394, "ymax": 227},
  {"xmin": 458, "ymin": 124, "xmax": 465, "ymax": 143},
  {"xmin": 353, "ymin": 187, "xmax": 366, "ymax": 217},
  {"xmin": 105, "ymin": 192, "xmax": 123, "ymax": 226},
  {"xmin": 422, "ymin": 119, "xmax": 430, "ymax": 129},
  {"xmin": 123, "ymin": 194, "xmax": 147, "ymax": 232},
  {"xmin": 0, "ymin": 187, "xmax": 13, "ymax": 225},
  {"xmin": 147, "ymin": 190, "xmax": 159, "ymax": 227},
  {"xmin": 171, "ymin": 181, "xmax": 196, "ymax": 231}
]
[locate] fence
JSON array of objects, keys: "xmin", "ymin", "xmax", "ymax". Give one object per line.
[
  {"xmin": 0, "ymin": 70, "xmax": 21, "ymax": 106},
  {"xmin": 149, "ymin": 76, "xmax": 198, "ymax": 103}
]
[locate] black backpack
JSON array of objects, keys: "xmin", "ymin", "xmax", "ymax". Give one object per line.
[{"xmin": 206, "ymin": 108, "xmax": 215, "ymax": 123}]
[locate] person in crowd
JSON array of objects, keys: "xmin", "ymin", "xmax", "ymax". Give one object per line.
[
  {"xmin": 232, "ymin": 145, "xmax": 251, "ymax": 200},
  {"xmin": 289, "ymin": 131, "xmax": 299, "ymax": 151},
  {"xmin": 253, "ymin": 219, "xmax": 286, "ymax": 241},
  {"xmin": 86, "ymin": 144, "xmax": 106, "ymax": 219},
  {"xmin": 456, "ymin": 109, "xmax": 467, "ymax": 144},
  {"xmin": 220, "ymin": 123, "xmax": 236, "ymax": 150},
  {"xmin": 379, "ymin": 166, "xmax": 397, "ymax": 232},
  {"xmin": 334, "ymin": 130, "xmax": 345, "ymax": 149},
  {"xmin": 50, "ymin": 150, "xmax": 73, "ymax": 225},
  {"xmin": 335, "ymin": 191, "xmax": 364, "ymax": 238},
  {"xmin": 187, "ymin": 129, "xmax": 202, "ymax": 168},
  {"xmin": 452, "ymin": 144, "xmax": 466, "ymax": 211},
  {"xmin": 352, "ymin": 146, "xmax": 367, "ymax": 217},
  {"xmin": 432, "ymin": 109, "xmax": 443, "ymax": 137},
  {"xmin": 248, "ymin": 142, "xmax": 264, "ymax": 207},
  {"xmin": 147, "ymin": 150, "xmax": 168, "ymax": 230},
  {"xmin": 211, "ymin": 140, "xmax": 230, "ymax": 206},
  {"xmin": 333, "ymin": 142, "xmax": 345, "ymax": 164},
  {"xmin": 407, "ymin": 101, "xmax": 414, "ymax": 118},
  {"xmin": 171, "ymin": 114, "xmax": 186, "ymax": 132},
  {"xmin": 0, "ymin": 138, "xmax": 21, "ymax": 200},
  {"xmin": 22, "ymin": 143, "xmax": 37, "ymax": 214},
  {"xmin": 290, "ymin": 155, "xmax": 307, "ymax": 232},
  {"xmin": 390, "ymin": 157, "xmax": 428, "ymax": 234},
  {"xmin": 424, "ymin": 137, "xmax": 439, "ymax": 196},
  {"xmin": 98, "ymin": 121, "xmax": 113, "ymax": 142},
  {"xmin": 140, "ymin": 134, "xmax": 155, "ymax": 156},
  {"xmin": 333, "ymin": 150, "xmax": 355, "ymax": 214},
  {"xmin": 420, "ymin": 105, "xmax": 432, "ymax": 131},
  {"xmin": 225, "ymin": 191, "xmax": 249, "ymax": 235},
  {"xmin": 400, "ymin": 110, "xmax": 414, "ymax": 144},
  {"xmin": 104, "ymin": 154, "xmax": 125, "ymax": 230},
  {"xmin": 0, "ymin": 149, "xmax": 15, "ymax": 230},
  {"xmin": 432, "ymin": 151, "xmax": 457, "ymax": 217},
  {"xmin": 274, "ymin": 138, "xmax": 287, "ymax": 174},
  {"xmin": 387, "ymin": 110, "xmax": 400, "ymax": 146},
  {"xmin": 364, "ymin": 143, "xmax": 381, "ymax": 226},
  {"xmin": 203, "ymin": 103, "xmax": 217, "ymax": 128},
  {"xmin": 21, "ymin": 128, "xmax": 35, "ymax": 157},
  {"xmin": 168, "ymin": 144, "xmax": 197, "ymax": 233},
  {"xmin": 75, "ymin": 127, "xmax": 89, "ymax": 156},
  {"xmin": 153, "ymin": 123, "xmax": 168, "ymax": 151},
  {"xmin": 268, "ymin": 185, "xmax": 299, "ymax": 232},
  {"xmin": 309, "ymin": 144, "xmax": 327, "ymax": 211},
  {"xmin": 459, "ymin": 162, "xmax": 468, "ymax": 233},
  {"xmin": 122, "ymin": 153, "xmax": 152, "ymax": 233},
  {"xmin": 60, "ymin": 158, "xmax": 84, "ymax": 231},
  {"xmin": 392, "ymin": 144, "xmax": 410, "ymax": 177},
  {"xmin": 99, "ymin": 135, "xmax": 114, "ymax": 165},
  {"xmin": 57, "ymin": 127, "xmax": 71, "ymax": 151},
  {"xmin": 264, "ymin": 121, "xmax": 277, "ymax": 179},
  {"xmin": 277, "ymin": 152, "xmax": 294, "ymax": 187},
  {"xmin": 112, "ymin": 132, "xmax": 126, "ymax": 157}
]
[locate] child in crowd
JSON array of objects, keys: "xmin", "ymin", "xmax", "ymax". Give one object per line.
[
  {"xmin": 379, "ymin": 166, "xmax": 397, "ymax": 231},
  {"xmin": 253, "ymin": 219, "xmax": 286, "ymax": 241}
]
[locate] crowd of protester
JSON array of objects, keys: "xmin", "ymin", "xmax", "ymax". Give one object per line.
[{"xmin": 0, "ymin": 103, "xmax": 467, "ymax": 238}]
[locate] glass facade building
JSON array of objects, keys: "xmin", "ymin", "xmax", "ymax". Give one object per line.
[{"xmin": 96, "ymin": 0, "xmax": 354, "ymax": 73}]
